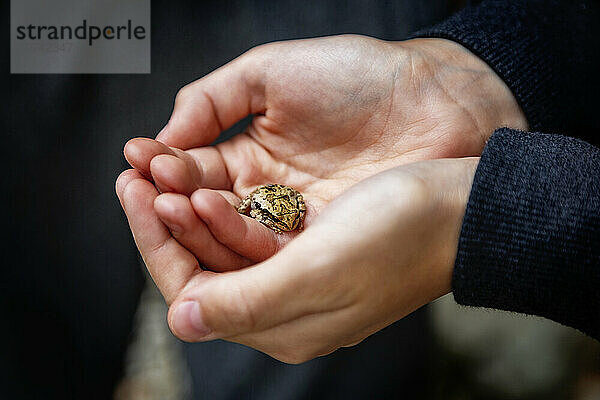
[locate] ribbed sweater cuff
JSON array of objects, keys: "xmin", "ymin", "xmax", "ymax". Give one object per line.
[
  {"xmin": 409, "ymin": 0, "xmax": 600, "ymax": 134},
  {"xmin": 454, "ymin": 128, "xmax": 600, "ymax": 339}
]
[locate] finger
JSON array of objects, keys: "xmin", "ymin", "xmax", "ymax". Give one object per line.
[
  {"xmin": 119, "ymin": 175, "xmax": 205, "ymax": 304},
  {"xmin": 150, "ymin": 154, "xmax": 198, "ymax": 196},
  {"xmin": 166, "ymin": 233, "xmax": 356, "ymax": 342},
  {"xmin": 190, "ymin": 189, "xmax": 280, "ymax": 261},
  {"xmin": 125, "ymin": 137, "xmax": 232, "ymax": 190},
  {"xmin": 150, "ymin": 147, "xmax": 232, "ymax": 195},
  {"xmin": 154, "ymin": 193, "xmax": 251, "ymax": 272},
  {"xmin": 156, "ymin": 50, "xmax": 267, "ymax": 149},
  {"xmin": 124, "ymin": 137, "xmax": 176, "ymax": 179},
  {"xmin": 211, "ymin": 190, "xmax": 242, "ymax": 206},
  {"xmin": 185, "ymin": 146, "xmax": 231, "ymax": 189},
  {"xmin": 116, "ymin": 169, "xmax": 145, "ymax": 207}
]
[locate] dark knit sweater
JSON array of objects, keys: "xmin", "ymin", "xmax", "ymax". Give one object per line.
[{"xmin": 414, "ymin": 0, "xmax": 600, "ymax": 339}]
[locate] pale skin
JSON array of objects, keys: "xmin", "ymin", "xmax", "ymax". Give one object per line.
[{"xmin": 117, "ymin": 35, "xmax": 527, "ymax": 363}]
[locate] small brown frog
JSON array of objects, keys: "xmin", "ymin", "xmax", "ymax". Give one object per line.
[{"xmin": 237, "ymin": 184, "xmax": 306, "ymax": 233}]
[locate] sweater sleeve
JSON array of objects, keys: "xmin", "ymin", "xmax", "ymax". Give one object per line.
[
  {"xmin": 410, "ymin": 0, "xmax": 600, "ymax": 337},
  {"xmin": 410, "ymin": 0, "xmax": 600, "ymax": 142},
  {"xmin": 454, "ymin": 128, "xmax": 600, "ymax": 339}
]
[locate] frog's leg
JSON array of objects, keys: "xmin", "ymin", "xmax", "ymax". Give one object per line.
[
  {"xmin": 236, "ymin": 196, "xmax": 252, "ymax": 214},
  {"xmin": 297, "ymin": 195, "xmax": 306, "ymax": 231},
  {"xmin": 251, "ymin": 210, "xmax": 284, "ymax": 234},
  {"xmin": 249, "ymin": 209, "xmax": 261, "ymax": 219},
  {"xmin": 269, "ymin": 224, "xmax": 285, "ymax": 234}
]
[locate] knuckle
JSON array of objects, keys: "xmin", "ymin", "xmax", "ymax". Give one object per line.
[
  {"xmin": 274, "ymin": 344, "xmax": 330, "ymax": 365},
  {"xmin": 274, "ymin": 349, "xmax": 310, "ymax": 365},
  {"xmin": 342, "ymin": 337, "xmax": 365, "ymax": 348},
  {"xmin": 174, "ymin": 84, "xmax": 194, "ymax": 104},
  {"xmin": 245, "ymin": 42, "xmax": 272, "ymax": 58},
  {"xmin": 239, "ymin": 44, "xmax": 271, "ymax": 83}
]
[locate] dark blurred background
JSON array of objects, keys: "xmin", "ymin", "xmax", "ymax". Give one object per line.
[{"xmin": 3, "ymin": 1, "xmax": 599, "ymax": 399}]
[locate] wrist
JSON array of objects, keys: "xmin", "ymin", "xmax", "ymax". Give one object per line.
[
  {"xmin": 437, "ymin": 157, "xmax": 480, "ymax": 297},
  {"xmin": 410, "ymin": 157, "xmax": 480, "ymax": 300},
  {"xmin": 397, "ymin": 38, "xmax": 528, "ymax": 138}
]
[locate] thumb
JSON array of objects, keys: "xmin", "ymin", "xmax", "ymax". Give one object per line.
[
  {"xmin": 166, "ymin": 231, "xmax": 350, "ymax": 341},
  {"xmin": 156, "ymin": 47, "xmax": 267, "ymax": 149}
]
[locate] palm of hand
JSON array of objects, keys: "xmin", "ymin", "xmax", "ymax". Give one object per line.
[
  {"xmin": 187, "ymin": 36, "xmax": 505, "ymax": 206},
  {"xmin": 124, "ymin": 35, "xmax": 525, "ymax": 269}
]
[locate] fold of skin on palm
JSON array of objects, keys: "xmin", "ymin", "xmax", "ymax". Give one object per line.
[{"xmin": 124, "ymin": 36, "xmax": 527, "ymax": 272}]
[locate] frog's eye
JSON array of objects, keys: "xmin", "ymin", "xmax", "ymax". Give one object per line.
[{"xmin": 252, "ymin": 201, "xmax": 261, "ymax": 209}]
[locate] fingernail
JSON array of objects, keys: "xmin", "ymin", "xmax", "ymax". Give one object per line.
[{"xmin": 172, "ymin": 301, "xmax": 210, "ymax": 339}]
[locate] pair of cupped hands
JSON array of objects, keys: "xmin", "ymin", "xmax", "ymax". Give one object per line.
[{"xmin": 117, "ymin": 36, "xmax": 527, "ymax": 363}]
